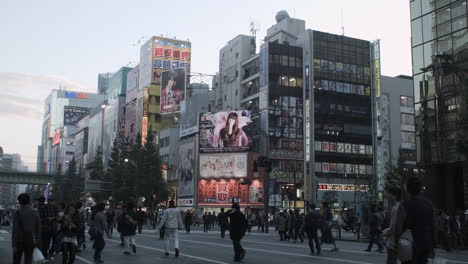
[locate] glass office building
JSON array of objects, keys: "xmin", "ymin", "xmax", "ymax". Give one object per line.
[{"xmin": 410, "ymin": 0, "xmax": 468, "ymax": 210}]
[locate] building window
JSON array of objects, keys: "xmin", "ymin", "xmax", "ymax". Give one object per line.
[
  {"xmin": 401, "ymin": 131, "xmax": 416, "ymax": 143},
  {"xmin": 400, "ymin": 96, "xmax": 414, "ymax": 107},
  {"xmin": 401, "ymin": 113, "xmax": 415, "ymax": 125}
]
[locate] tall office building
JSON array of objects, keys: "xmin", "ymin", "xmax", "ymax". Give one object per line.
[
  {"xmin": 137, "ymin": 37, "xmax": 191, "ymax": 142},
  {"xmin": 39, "ymin": 90, "xmax": 104, "ymax": 173},
  {"xmin": 98, "ymin": 73, "xmax": 113, "ymax": 96},
  {"xmin": 211, "ymin": 11, "xmax": 379, "ymax": 209},
  {"xmin": 410, "ymin": 0, "xmax": 468, "ymax": 210}
]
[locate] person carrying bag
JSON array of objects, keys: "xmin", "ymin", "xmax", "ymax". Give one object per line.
[{"xmin": 12, "ymin": 193, "xmax": 41, "ymax": 264}]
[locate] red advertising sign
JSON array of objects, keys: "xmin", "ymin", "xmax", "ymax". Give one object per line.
[
  {"xmin": 198, "ymin": 179, "xmax": 263, "ymax": 205},
  {"xmin": 52, "ymin": 129, "xmax": 61, "ymax": 146}
]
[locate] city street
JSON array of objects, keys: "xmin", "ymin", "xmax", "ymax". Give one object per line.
[{"xmin": 2, "ymin": 226, "xmax": 468, "ymax": 264}]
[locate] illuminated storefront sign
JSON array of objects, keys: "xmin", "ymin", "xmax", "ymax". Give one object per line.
[
  {"xmin": 318, "ymin": 183, "xmax": 369, "ymax": 192},
  {"xmin": 177, "ymin": 199, "xmax": 194, "ymax": 207},
  {"xmin": 65, "ymin": 92, "xmax": 88, "ymax": 99}
]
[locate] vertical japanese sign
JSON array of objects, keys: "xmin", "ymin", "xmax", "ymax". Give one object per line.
[{"xmin": 259, "ymin": 43, "xmax": 269, "ymax": 110}]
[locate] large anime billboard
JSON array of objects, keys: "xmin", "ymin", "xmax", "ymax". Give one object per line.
[
  {"xmin": 160, "ymin": 68, "xmax": 185, "ymax": 115},
  {"xmin": 199, "ymin": 111, "xmax": 253, "ymax": 153}
]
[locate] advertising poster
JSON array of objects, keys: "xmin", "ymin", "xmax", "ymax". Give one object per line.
[
  {"xmin": 160, "ymin": 68, "xmax": 186, "ymax": 115},
  {"xmin": 330, "ymin": 142, "xmax": 337, "ymax": 152},
  {"xmin": 199, "ymin": 111, "xmax": 253, "ymax": 153},
  {"xmin": 322, "ymin": 163, "xmax": 329, "ymax": 173},
  {"xmin": 198, "ymin": 179, "xmax": 263, "ymax": 205},
  {"xmin": 152, "ymin": 37, "xmax": 191, "ymax": 85},
  {"xmin": 64, "ymin": 106, "xmax": 90, "ymax": 126},
  {"xmin": 52, "ymin": 129, "xmax": 60, "ymax": 146},
  {"xmin": 179, "ymin": 83, "xmax": 209, "ymax": 137},
  {"xmin": 198, "ymin": 180, "xmax": 246, "ymax": 204},
  {"xmin": 199, "ymin": 153, "xmax": 247, "ymax": 178},
  {"xmin": 249, "ymin": 180, "xmax": 264, "ymax": 203},
  {"xmin": 178, "ymin": 142, "xmax": 195, "ymax": 197},
  {"xmin": 337, "ymin": 142, "xmax": 344, "ymax": 153},
  {"xmin": 322, "ymin": 142, "xmax": 330, "ymax": 152}
]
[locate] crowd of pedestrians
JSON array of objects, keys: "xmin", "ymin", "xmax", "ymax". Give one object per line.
[{"xmin": 8, "ymin": 176, "xmax": 468, "ymax": 264}]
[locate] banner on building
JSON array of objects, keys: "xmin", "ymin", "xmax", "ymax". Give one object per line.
[
  {"xmin": 178, "ymin": 142, "xmax": 195, "ymax": 197},
  {"xmin": 160, "ymin": 68, "xmax": 186, "ymax": 115},
  {"xmin": 199, "ymin": 153, "xmax": 247, "ymax": 178},
  {"xmin": 64, "ymin": 106, "xmax": 90, "ymax": 126},
  {"xmin": 152, "ymin": 37, "xmax": 191, "ymax": 85},
  {"xmin": 199, "ymin": 111, "xmax": 253, "ymax": 153},
  {"xmin": 198, "ymin": 179, "xmax": 263, "ymax": 205}
]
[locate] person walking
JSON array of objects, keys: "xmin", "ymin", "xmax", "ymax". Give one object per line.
[
  {"xmin": 366, "ymin": 206, "xmax": 385, "ymax": 253},
  {"xmin": 277, "ymin": 212, "xmax": 287, "ymax": 241},
  {"xmin": 121, "ymin": 203, "xmax": 138, "ymax": 255},
  {"xmin": 436, "ymin": 210, "xmax": 450, "ymax": 251},
  {"xmin": 382, "ymin": 186, "xmax": 405, "ymax": 264},
  {"xmin": 218, "ymin": 208, "xmax": 229, "ymax": 238},
  {"xmin": 203, "ymin": 212, "xmax": 209, "ymax": 233},
  {"xmin": 227, "ymin": 203, "xmax": 247, "ymax": 262},
  {"xmin": 303, "ymin": 204, "xmax": 321, "ymax": 255},
  {"xmin": 37, "ymin": 196, "xmax": 58, "ymax": 261},
  {"xmin": 93, "ymin": 202, "xmax": 109, "ymax": 263},
  {"xmin": 184, "ymin": 210, "xmax": 193, "ymax": 233},
  {"xmin": 61, "ymin": 204, "xmax": 80, "ymax": 264},
  {"xmin": 157, "ymin": 200, "xmax": 183, "ymax": 257},
  {"xmin": 12, "ymin": 193, "xmax": 41, "ymax": 264},
  {"xmin": 403, "ymin": 176, "xmax": 435, "ymax": 263},
  {"xmin": 105, "ymin": 208, "xmax": 115, "ymax": 238},
  {"xmin": 75, "ymin": 202, "xmax": 86, "ymax": 251},
  {"xmin": 287, "ymin": 210, "xmax": 295, "ymax": 241},
  {"xmin": 321, "ymin": 202, "xmax": 339, "ymax": 251},
  {"xmin": 294, "ymin": 209, "xmax": 304, "ymax": 243},
  {"xmin": 136, "ymin": 207, "xmax": 147, "ymax": 234},
  {"xmin": 157, "ymin": 206, "xmax": 166, "ymax": 239}
]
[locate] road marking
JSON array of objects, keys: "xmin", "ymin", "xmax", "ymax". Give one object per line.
[
  {"xmin": 105, "ymin": 238, "xmax": 229, "ymax": 264},
  {"xmin": 138, "ymin": 232, "xmax": 468, "ymax": 264},
  {"xmin": 75, "ymin": 255, "xmax": 95, "ymax": 264},
  {"xmin": 0, "ymin": 230, "xmax": 9, "ymax": 234},
  {"xmin": 178, "ymin": 238, "xmax": 374, "ymax": 264},
  {"xmin": 140, "ymin": 233, "xmax": 385, "ymax": 257}
]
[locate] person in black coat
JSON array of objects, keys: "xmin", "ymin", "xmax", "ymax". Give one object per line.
[
  {"xmin": 184, "ymin": 210, "xmax": 193, "ymax": 233},
  {"xmin": 403, "ymin": 176, "xmax": 435, "ymax": 264},
  {"xmin": 227, "ymin": 203, "xmax": 247, "ymax": 262}
]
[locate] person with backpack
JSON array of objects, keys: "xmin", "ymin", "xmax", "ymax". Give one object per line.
[
  {"xmin": 121, "ymin": 203, "xmax": 138, "ymax": 255},
  {"xmin": 157, "ymin": 200, "xmax": 183, "ymax": 257},
  {"xmin": 303, "ymin": 204, "xmax": 321, "ymax": 255},
  {"xmin": 12, "ymin": 193, "xmax": 41, "ymax": 264},
  {"xmin": 227, "ymin": 203, "xmax": 247, "ymax": 262}
]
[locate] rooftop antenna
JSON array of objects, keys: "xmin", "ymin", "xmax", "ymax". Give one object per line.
[
  {"xmin": 341, "ymin": 8, "xmax": 345, "ymax": 36},
  {"xmin": 250, "ymin": 20, "xmax": 257, "ymax": 39}
]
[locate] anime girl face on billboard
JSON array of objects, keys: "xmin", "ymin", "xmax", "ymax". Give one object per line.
[
  {"xmin": 160, "ymin": 68, "xmax": 186, "ymax": 115},
  {"xmin": 199, "ymin": 111, "xmax": 252, "ymax": 153}
]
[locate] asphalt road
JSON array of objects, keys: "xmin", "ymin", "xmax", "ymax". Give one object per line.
[{"xmin": 2, "ymin": 226, "xmax": 468, "ymax": 264}]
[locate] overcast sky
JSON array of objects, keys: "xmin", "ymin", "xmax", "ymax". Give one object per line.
[{"xmin": 0, "ymin": 0, "xmax": 412, "ymax": 171}]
